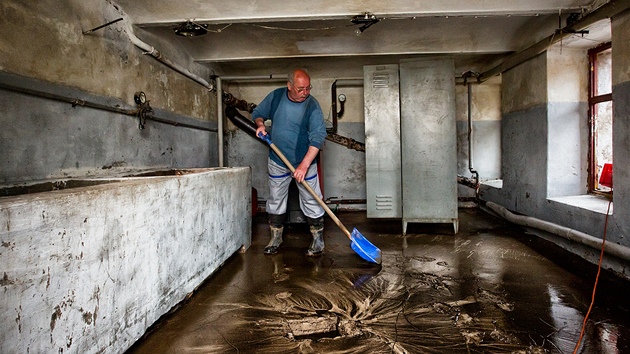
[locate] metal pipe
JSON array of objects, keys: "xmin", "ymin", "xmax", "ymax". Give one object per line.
[
  {"xmin": 0, "ymin": 81, "xmax": 215, "ymax": 132},
  {"xmin": 225, "ymin": 106, "xmax": 260, "ymax": 139},
  {"xmin": 324, "ymin": 198, "xmax": 367, "ymax": 205},
  {"xmin": 331, "ymin": 80, "xmax": 338, "ymax": 133},
  {"xmin": 216, "ymin": 77, "xmax": 224, "ymax": 167},
  {"xmin": 485, "ymin": 201, "xmax": 630, "ymax": 261},
  {"xmin": 220, "ymin": 75, "xmax": 285, "ymax": 81},
  {"xmin": 124, "ymin": 21, "xmax": 213, "ymax": 90},
  {"xmin": 463, "ymin": 72, "xmax": 480, "ymax": 188},
  {"xmin": 480, "ymin": 0, "xmax": 630, "ymax": 82},
  {"xmin": 216, "ymin": 74, "xmax": 286, "ymax": 167},
  {"xmin": 330, "ymin": 78, "xmax": 363, "ymax": 133}
]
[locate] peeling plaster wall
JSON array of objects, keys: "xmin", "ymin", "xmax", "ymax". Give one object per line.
[
  {"xmin": 0, "ymin": 1, "xmax": 249, "ymax": 353},
  {"xmin": 0, "ymin": 0, "xmax": 218, "ymax": 181},
  {"xmin": 456, "ymin": 76, "xmax": 502, "ymax": 183},
  {"xmin": 546, "ymin": 47, "xmax": 589, "ymax": 198},
  {"xmin": 480, "ymin": 12, "xmax": 630, "ymax": 278},
  {"xmin": 611, "ymin": 9, "xmax": 630, "ymax": 252},
  {"xmin": 497, "ymin": 53, "xmax": 549, "ymax": 214},
  {"xmin": 0, "ymin": 0, "xmax": 214, "ymax": 120}
]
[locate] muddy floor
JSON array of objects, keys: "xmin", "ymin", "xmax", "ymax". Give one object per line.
[{"xmin": 126, "ymin": 208, "xmax": 630, "ymax": 353}]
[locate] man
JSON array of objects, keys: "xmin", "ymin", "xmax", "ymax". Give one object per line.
[{"xmin": 253, "ymin": 69, "xmax": 327, "ymax": 256}]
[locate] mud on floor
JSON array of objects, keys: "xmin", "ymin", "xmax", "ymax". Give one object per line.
[{"xmin": 127, "ymin": 209, "xmax": 630, "ymax": 354}]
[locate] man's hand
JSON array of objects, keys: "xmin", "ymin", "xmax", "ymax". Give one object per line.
[
  {"xmin": 293, "ymin": 162, "xmax": 309, "ymax": 183},
  {"xmin": 294, "ymin": 146, "xmax": 320, "ymax": 183},
  {"xmin": 255, "ymin": 118, "xmax": 267, "ymax": 138}
]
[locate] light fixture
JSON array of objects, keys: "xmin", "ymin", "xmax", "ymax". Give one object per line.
[
  {"xmin": 173, "ymin": 21, "xmax": 208, "ymax": 37},
  {"xmin": 351, "ymin": 12, "xmax": 380, "ymax": 35}
]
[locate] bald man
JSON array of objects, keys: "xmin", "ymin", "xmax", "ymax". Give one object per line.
[{"xmin": 253, "ymin": 69, "xmax": 327, "ymax": 256}]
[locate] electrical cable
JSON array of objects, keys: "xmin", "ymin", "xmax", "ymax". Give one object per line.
[
  {"xmin": 247, "ymin": 23, "xmax": 351, "ymax": 31},
  {"xmin": 572, "ymin": 199, "xmax": 612, "ymax": 354}
]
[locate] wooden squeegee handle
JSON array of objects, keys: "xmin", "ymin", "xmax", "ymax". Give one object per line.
[{"xmin": 262, "ymin": 136, "xmax": 352, "ymax": 240}]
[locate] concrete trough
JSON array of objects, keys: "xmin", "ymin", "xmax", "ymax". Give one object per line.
[{"xmin": 0, "ymin": 167, "xmax": 252, "ymax": 354}]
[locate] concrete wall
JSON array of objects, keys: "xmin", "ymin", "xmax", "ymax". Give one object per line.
[
  {"xmin": 0, "ymin": 0, "xmax": 218, "ymax": 181},
  {"xmin": 611, "ymin": 10, "xmax": 630, "ymax": 251},
  {"xmin": 0, "ymin": 1, "xmax": 252, "ymax": 353},
  {"xmin": 0, "ymin": 167, "xmax": 251, "ymax": 354},
  {"xmin": 480, "ymin": 11, "xmax": 630, "ymax": 278},
  {"xmin": 547, "ymin": 47, "xmax": 589, "ymax": 198},
  {"xmin": 456, "ymin": 76, "xmax": 502, "ymax": 182}
]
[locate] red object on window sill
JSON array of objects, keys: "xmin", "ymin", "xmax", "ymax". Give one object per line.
[{"xmin": 599, "ymin": 163, "xmax": 613, "ymax": 188}]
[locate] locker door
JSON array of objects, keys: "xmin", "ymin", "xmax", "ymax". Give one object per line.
[
  {"xmin": 364, "ymin": 64, "xmax": 402, "ymax": 218},
  {"xmin": 399, "ymin": 58, "xmax": 458, "ymax": 233}
]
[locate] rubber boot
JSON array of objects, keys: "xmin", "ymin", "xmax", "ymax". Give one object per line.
[
  {"xmin": 306, "ymin": 216, "xmax": 324, "ymax": 257},
  {"xmin": 264, "ymin": 225, "xmax": 283, "ymax": 254},
  {"xmin": 264, "ymin": 214, "xmax": 285, "ymax": 255}
]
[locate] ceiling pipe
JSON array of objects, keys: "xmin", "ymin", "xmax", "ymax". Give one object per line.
[
  {"xmin": 123, "ymin": 21, "xmax": 213, "ymax": 90},
  {"xmin": 485, "ymin": 201, "xmax": 630, "ymax": 262},
  {"xmin": 220, "ymin": 75, "xmax": 285, "ymax": 81},
  {"xmin": 124, "ymin": 18, "xmax": 288, "ymax": 167},
  {"xmin": 479, "ymin": 0, "xmax": 630, "ymax": 82}
]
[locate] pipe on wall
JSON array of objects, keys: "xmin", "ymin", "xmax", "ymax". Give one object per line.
[
  {"xmin": 124, "ymin": 22, "xmax": 213, "ymax": 90},
  {"xmin": 215, "ymin": 75, "xmax": 286, "ymax": 167},
  {"xmin": 485, "ymin": 201, "xmax": 630, "ymax": 262},
  {"xmin": 462, "ymin": 71, "xmax": 480, "ymax": 188},
  {"xmin": 480, "ymin": 0, "xmax": 630, "ymax": 82},
  {"xmin": 0, "ymin": 79, "xmax": 216, "ymax": 132},
  {"xmin": 123, "ymin": 20, "xmax": 223, "ymax": 165},
  {"xmin": 216, "ymin": 78, "xmax": 224, "ymax": 166},
  {"xmin": 330, "ymin": 79, "xmax": 363, "ymax": 133}
]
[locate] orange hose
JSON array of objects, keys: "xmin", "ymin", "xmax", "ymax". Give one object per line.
[{"xmin": 572, "ymin": 200, "xmax": 612, "ymax": 354}]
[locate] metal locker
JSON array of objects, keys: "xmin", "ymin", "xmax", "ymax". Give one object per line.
[
  {"xmin": 363, "ymin": 64, "xmax": 402, "ymax": 218},
  {"xmin": 399, "ymin": 58, "xmax": 458, "ymax": 234}
]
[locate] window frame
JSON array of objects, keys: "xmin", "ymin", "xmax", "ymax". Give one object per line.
[{"xmin": 587, "ymin": 42, "xmax": 612, "ymax": 197}]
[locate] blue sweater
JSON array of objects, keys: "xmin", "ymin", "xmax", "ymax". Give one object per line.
[{"xmin": 252, "ymin": 88, "xmax": 327, "ymax": 168}]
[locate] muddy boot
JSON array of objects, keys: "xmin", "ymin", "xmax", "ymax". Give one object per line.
[
  {"xmin": 264, "ymin": 214, "xmax": 285, "ymax": 255},
  {"xmin": 306, "ymin": 216, "xmax": 324, "ymax": 257}
]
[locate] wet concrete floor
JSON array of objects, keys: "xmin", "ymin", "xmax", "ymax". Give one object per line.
[{"xmin": 127, "ymin": 208, "xmax": 630, "ymax": 353}]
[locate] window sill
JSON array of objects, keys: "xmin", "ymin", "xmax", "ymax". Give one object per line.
[
  {"xmin": 547, "ymin": 194, "xmax": 613, "ymax": 215},
  {"xmin": 480, "ymin": 179, "xmax": 503, "ymax": 189}
]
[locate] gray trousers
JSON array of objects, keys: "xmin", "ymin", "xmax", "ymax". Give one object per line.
[{"xmin": 266, "ymin": 158, "xmax": 325, "ymax": 219}]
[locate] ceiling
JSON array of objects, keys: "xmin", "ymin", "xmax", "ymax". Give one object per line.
[{"xmin": 114, "ymin": 0, "xmax": 612, "ymax": 76}]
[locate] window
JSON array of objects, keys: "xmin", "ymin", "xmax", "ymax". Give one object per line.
[{"xmin": 588, "ymin": 43, "xmax": 612, "ymax": 195}]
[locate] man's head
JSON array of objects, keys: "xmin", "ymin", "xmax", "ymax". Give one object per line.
[{"xmin": 287, "ymin": 69, "xmax": 312, "ymax": 103}]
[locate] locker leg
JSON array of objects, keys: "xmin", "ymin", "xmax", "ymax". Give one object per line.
[
  {"xmin": 402, "ymin": 220, "xmax": 408, "ymax": 236},
  {"xmin": 453, "ymin": 219, "xmax": 459, "ymax": 234}
]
